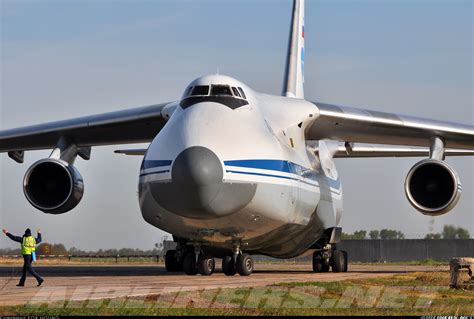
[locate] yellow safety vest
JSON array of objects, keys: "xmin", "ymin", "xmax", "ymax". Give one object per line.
[{"xmin": 22, "ymin": 236, "xmax": 36, "ymax": 255}]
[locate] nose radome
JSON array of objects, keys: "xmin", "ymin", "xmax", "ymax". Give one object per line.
[
  {"xmin": 149, "ymin": 146, "xmax": 257, "ymax": 220},
  {"xmin": 172, "ymin": 147, "xmax": 223, "ymax": 187},
  {"xmin": 149, "ymin": 147, "xmax": 224, "ymax": 219}
]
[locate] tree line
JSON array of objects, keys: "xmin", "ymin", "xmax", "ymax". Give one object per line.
[
  {"xmin": 0, "ymin": 243, "xmax": 161, "ymax": 256},
  {"xmin": 0, "ymin": 225, "xmax": 470, "ymax": 255},
  {"xmin": 342, "ymin": 224, "xmax": 470, "ymax": 240}
]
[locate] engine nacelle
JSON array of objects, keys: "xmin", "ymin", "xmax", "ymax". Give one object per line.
[
  {"xmin": 23, "ymin": 159, "xmax": 84, "ymax": 214},
  {"xmin": 405, "ymin": 159, "xmax": 461, "ymax": 216}
]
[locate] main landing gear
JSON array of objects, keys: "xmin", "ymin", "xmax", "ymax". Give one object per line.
[
  {"xmin": 165, "ymin": 247, "xmax": 255, "ymax": 276},
  {"xmin": 312, "ymin": 244, "xmax": 348, "ymax": 273}
]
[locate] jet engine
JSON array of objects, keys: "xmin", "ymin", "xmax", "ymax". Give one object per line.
[
  {"xmin": 23, "ymin": 158, "xmax": 84, "ymax": 214},
  {"xmin": 405, "ymin": 159, "xmax": 461, "ymax": 216}
]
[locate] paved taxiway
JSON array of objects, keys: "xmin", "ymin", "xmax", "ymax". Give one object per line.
[{"xmin": 0, "ymin": 263, "xmax": 447, "ymax": 306}]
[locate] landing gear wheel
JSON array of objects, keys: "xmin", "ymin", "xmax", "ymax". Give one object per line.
[
  {"xmin": 183, "ymin": 252, "xmax": 198, "ymax": 275},
  {"xmin": 312, "ymin": 251, "xmax": 330, "ymax": 273},
  {"xmin": 342, "ymin": 250, "xmax": 348, "ymax": 272},
  {"xmin": 198, "ymin": 254, "xmax": 215, "ymax": 276},
  {"xmin": 222, "ymin": 255, "xmax": 236, "ymax": 276},
  {"xmin": 165, "ymin": 250, "xmax": 182, "ymax": 272},
  {"xmin": 165, "ymin": 250, "xmax": 178, "ymax": 272},
  {"xmin": 236, "ymin": 254, "xmax": 254, "ymax": 276},
  {"xmin": 330, "ymin": 250, "xmax": 348, "ymax": 273}
]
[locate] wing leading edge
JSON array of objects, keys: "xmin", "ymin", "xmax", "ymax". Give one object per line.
[
  {"xmin": 329, "ymin": 143, "xmax": 474, "ymax": 158},
  {"xmin": 0, "ymin": 102, "xmax": 176, "ymax": 156},
  {"xmin": 308, "ymin": 102, "xmax": 474, "ymax": 151}
]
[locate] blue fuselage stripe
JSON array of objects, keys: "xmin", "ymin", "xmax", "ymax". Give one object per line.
[
  {"xmin": 226, "ymin": 170, "xmax": 294, "ymax": 180},
  {"xmin": 224, "ymin": 159, "xmax": 308, "ymax": 175},
  {"xmin": 226, "ymin": 170, "xmax": 321, "ymax": 188},
  {"xmin": 224, "ymin": 160, "xmax": 291, "ymax": 173},
  {"xmin": 141, "ymin": 160, "xmax": 172, "ymax": 170},
  {"xmin": 140, "ymin": 170, "xmax": 170, "ymax": 177},
  {"xmin": 140, "ymin": 158, "xmax": 341, "ymax": 190}
]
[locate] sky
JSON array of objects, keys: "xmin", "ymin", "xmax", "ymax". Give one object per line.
[{"xmin": 1, "ymin": 0, "xmax": 472, "ymax": 251}]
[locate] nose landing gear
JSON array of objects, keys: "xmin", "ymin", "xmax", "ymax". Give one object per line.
[
  {"xmin": 183, "ymin": 251, "xmax": 199, "ymax": 275},
  {"xmin": 197, "ymin": 254, "xmax": 216, "ymax": 276},
  {"xmin": 164, "ymin": 245, "xmax": 255, "ymax": 276},
  {"xmin": 222, "ymin": 252, "xmax": 255, "ymax": 276},
  {"xmin": 222, "ymin": 255, "xmax": 237, "ymax": 276},
  {"xmin": 236, "ymin": 253, "xmax": 254, "ymax": 276}
]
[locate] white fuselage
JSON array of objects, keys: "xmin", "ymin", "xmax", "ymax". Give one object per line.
[{"xmin": 138, "ymin": 75, "xmax": 342, "ymax": 258}]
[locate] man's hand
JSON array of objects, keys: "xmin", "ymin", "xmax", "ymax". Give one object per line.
[{"xmin": 2, "ymin": 229, "xmax": 8, "ymax": 235}]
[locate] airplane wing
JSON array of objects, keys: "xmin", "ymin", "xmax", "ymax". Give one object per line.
[
  {"xmin": 328, "ymin": 143, "xmax": 474, "ymax": 158},
  {"xmin": 0, "ymin": 101, "xmax": 176, "ymax": 161},
  {"xmin": 308, "ymin": 102, "xmax": 474, "ymax": 151}
]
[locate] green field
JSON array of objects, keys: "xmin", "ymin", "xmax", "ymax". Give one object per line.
[
  {"xmin": 1, "ymin": 271, "xmax": 472, "ymax": 316},
  {"xmin": 0, "ymin": 256, "xmax": 161, "ymax": 265}
]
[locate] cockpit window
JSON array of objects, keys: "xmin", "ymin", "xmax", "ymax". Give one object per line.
[
  {"xmin": 231, "ymin": 87, "xmax": 241, "ymax": 98},
  {"xmin": 211, "ymin": 85, "xmax": 232, "ymax": 96},
  {"xmin": 238, "ymin": 87, "xmax": 247, "ymax": 99},
  {"xmin": 181, "ymin": 84, "xmax": 249, "ymax": 109},
  {"xmin": 191, "ymin": 86, "xmax": 210, "ymax": 96},
  {"xmin": 185, "ymin": 87, "xmax": 193, "ymax": 96}
]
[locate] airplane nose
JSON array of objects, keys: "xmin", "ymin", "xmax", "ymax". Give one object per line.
[
  {"xmin": 148, "ymin": 147, "xmax": 222, "ymax": 219},
  {"xmin": 171, "ymin": 147, "xmax": 223, "ymax": 215},
  {"xmin": 172, "ymin": 146, "xmax": 223, "ymax": 189},
  {"xmin": 147, "ymin": 146, "xmax": 257, "ymax": 220},
  {"xmin": 148, "ymin": 146, "xmax": 257, "ymax": 219}
]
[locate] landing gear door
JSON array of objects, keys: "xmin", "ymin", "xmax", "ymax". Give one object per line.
[
  {"xmin": 286, "ymin": 161, "xmax": 299, "ymax": 223},
  {"xmin": 315, "ymin": 141, "xmax": 343, "ymax": 228}
]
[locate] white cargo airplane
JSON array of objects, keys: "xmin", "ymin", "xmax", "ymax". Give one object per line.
[{"xmin": 1, "ymin": 0, "xmax": 473, "ymax": 276}]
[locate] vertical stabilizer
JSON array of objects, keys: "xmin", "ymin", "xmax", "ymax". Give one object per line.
[{"xmin": 282, "ymin": 0, "xmax": 305, "ymax": 99}]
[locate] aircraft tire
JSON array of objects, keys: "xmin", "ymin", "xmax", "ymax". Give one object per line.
[
  {"xmin": 198, "ymin": 254, "xmax": 215, "ymax": 276},
  {"xmin": 330, "ymin": 250, "xmax": 347, "ymax": 273},
  {"xmin": 312, "ymin": 251, "xmax": 330, "ymax": 272},
  {"xmin": 183, "ymin": 252, "xmax": 198, "ymax": 275},
  {"xmin": 222, "ymin": 255, "xmax": 237, "ymax": 276},
  {"xmin": 236, "ymin": 254, "xmax": 254, "ymax": 276},
  {"xmin": 342, "ymin": 250, "xmax": 348, "ymax": 272},
  {"xmin": 165, "ymin": 250, "xmax": 182, "ymax": 272}
]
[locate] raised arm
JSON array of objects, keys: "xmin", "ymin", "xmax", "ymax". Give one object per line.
[
  {"xmin": 36, "ymin": 230, "xmax": 42, "ymax": 244},
  {"xmin": 3, "ymin": 230, "xmax": 23, "ymax": 244}
]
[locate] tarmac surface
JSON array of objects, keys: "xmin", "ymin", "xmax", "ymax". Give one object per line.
[{"xmin": 0, "ymin": 263, "xmax": 447, "ymax": 306}]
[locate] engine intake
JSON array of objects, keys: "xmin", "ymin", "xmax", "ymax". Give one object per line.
[
  {"xmin": 23, "ymin": 159, "xmax": 84, "ymax": 214},
  {"xmin": 405, "ymin": 159, "xmax": 461, "ymax": 216}
]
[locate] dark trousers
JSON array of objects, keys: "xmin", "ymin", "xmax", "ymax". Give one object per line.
[{"xmin": 20, "ymin": 254, "xmax": 42, "ymax": 284}]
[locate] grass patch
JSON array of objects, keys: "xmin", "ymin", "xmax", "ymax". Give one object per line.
[
  {"xmin": 1, "ymin": 271, "xmax": 472, "ymax": 316},
  {"xmin": 350, "ymin": 259, "xmax": 447, "ymax": 266}
]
